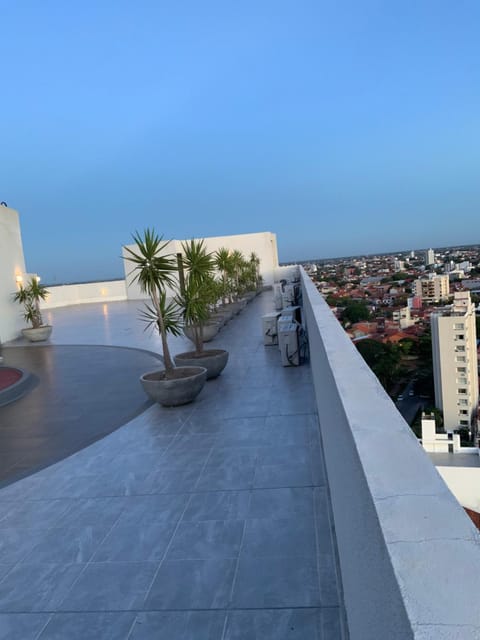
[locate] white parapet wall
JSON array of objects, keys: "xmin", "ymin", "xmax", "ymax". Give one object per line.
[
  {"xmin": 40, "ymin": 280, "xmax": 127, "ymax": 309},
  {"xmin": 122, "ymin": 231, "xmax": 279, "ymax": 300},
  {"xmin": 0, "ymin": 205, "xmax": 27, "ymax": 344},
  {"xmin": 300, "ymin": 267, "xmax": 480, "ymax": 640}
]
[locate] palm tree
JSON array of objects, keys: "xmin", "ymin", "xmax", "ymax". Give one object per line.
[{"xmin": 124, "ymin": 229, "xmax": 181, "ymax": 377}]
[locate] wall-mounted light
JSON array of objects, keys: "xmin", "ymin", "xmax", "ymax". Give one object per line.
[
  {"xmin": 35, "ymin": 276, "xmax": 41, "ymax": 283},
  {"xmin": 15, "ymin": 275, "xmax": 23, "ymax": 283}
]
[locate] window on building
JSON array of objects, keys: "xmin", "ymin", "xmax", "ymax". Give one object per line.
[
  {"xmin": 458, "ymin": 399, "xmax": 468, "ymax": 406},
  {"xmin": 458, "ymin": 388, "xmax": 467, "ymax": 394},
  {"xmin": 456, "ymin": 356, "xmax": 466, "ymax": 363},
  {"xmin": 457, "ymin": 367, "xmax": 466, "ymax": 373},
  {"xmin": 454, "ymin": 323, "xmax": 465, "ymax": 330},
  {"xmin": 459, "ymin": 409, "xmax": 468, "ymax": 415},
  {"xmin": 457, "ymin": 378, "xmax": 468, "ymax": 385},
  {"xmin": 455, "ymin": 346, "xmax": 465, "ymax": 352},
  {"xmin": 459, "ymin": 420, "xmax": 469, "ymax": 426}
]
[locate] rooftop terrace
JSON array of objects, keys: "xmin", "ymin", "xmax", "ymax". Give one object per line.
[
  {"xmin": 1, "ymin": 271, "xmax": 480, "ymax": 639},
  {"xmin": 0, "ymin": 291, "xmax": 344, "ymax": 639}
]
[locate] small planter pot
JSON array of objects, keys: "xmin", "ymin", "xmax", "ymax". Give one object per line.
[
  {"xmin": 140, "ymin": 366, "xmax": 207, "ymax": 406},
  {"xmin": 174, "ymin": 349, "xmax": 229, "ymax": 380},
  {"xmin": 184, "ymin": 322, "xmax": 220, "ymax": 344},
  {"xmin": 21, "ymin": 326, "xmax": 53, "ymax": 342}
]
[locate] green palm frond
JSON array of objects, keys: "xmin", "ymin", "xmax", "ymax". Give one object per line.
[{"xmin": 124, "ymin": 229, "xmax": 177, "ymax": 295}]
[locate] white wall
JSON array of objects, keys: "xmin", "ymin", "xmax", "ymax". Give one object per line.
[
  {"xmin": 437, "ymin": 465, "xmax": 480, "ymax": 513},
  {"xmin": 0, "ymin": 206, "xmax": 27, "ymax": 343},
  {"xmin": 122, "ymin": 232, "xmax": 279, "ymax": 300},
  {"xmin": 41, "ymin": 280, "xmax": 126, "ymax": 309}
]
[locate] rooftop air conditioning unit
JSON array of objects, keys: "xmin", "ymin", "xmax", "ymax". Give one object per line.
[
  {"xmin": 278, "ymin": 322, "xmax": 299, "ymax": 366},
  {"xmin": 262, "ymin": 312, "xmax": 281, "ymax": 346}
]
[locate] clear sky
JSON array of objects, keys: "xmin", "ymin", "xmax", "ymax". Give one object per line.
[{"xmin": 1, "ymin": 0, "xmax": 479, "ymax": 282}]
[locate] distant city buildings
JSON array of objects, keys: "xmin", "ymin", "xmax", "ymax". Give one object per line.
[
  {"xmin": 413, "ymin": 274, "xmax": 450, "ymax": 303},
  {"xmin": 431, "ymin": 291, "xmax": 479, "ymax": 433}
]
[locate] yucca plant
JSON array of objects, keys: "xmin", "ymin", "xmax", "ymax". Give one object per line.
[
  {"xmin": 124, "ymin": 229, "xmax": 181, "ymax": 378},
  {"xmin": 176, "ymin": 239, "xmax": 217, "ymax": 355},
  {"xmin": 214, "ymin": 247, "xmax": 234, "ymax": 304},
  {"xmin": 13, "ymin": 277, "xmax": 49, "ymax": 329}
]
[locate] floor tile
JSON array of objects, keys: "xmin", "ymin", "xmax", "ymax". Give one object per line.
[
  {"xmin": 115, "ymin": 494, "xmax": 190, "ymax": 527},
  {"xmin": 38, "ymin": 612, "xmax": 135, "ymax": 640},
  {"xmin": 182, "ymin": 491, "xmax": 250, "ymax": 522},
  {"xmin": 232, "ymin": 556, "xmax": 320, "ymax": 608},
  {"xmin": 248, "ymin": 487, "xmax": 314, "ymax": 520},
  {"xmin": 195, "ymin": 463, "xmax": 256, "ymax": 491},
  {"xmin": 0, "ymin": 613, "xmax": 51, "ymax": 640},
  {"xmin": 167, "ymin": 520, "xmax": 244, "ymax": 560},
  {"xmin": 224, "ymin": 609, "xmax": 322, "ymax": 640},
  {"xmin": 59, "ymin": 562, "xmax": 157, "ymax": 611},
  {"xmin": 92, "ymin": 521, "xmax": 176, "ymax": 562},
  {"xmin": 241, "ymin": 517, "xmax": 315, "ymax": 558},
  {"xmin": 0, "ymin": 564, "xmax": 83, "ymax": 612},
  {"xmin": 129, "ymin": 611, "xmax": 225, "ymax": 640},
  {"xmin": 253, "ymin": 463, "xmax": 312, "ymax": 489},
  {"xmin": 22, "ymin": 525, "xmax": 110, "ymax": 564},
  {"xmin": 145, "ymin": 558, "xmax": 236, "ymax": 609}
]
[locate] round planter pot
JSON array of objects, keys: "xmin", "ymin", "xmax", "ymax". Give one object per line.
[
  {"xmin": 140, "ymin": 366, "xmax": 207, "ymax": 407},
  {"xmin": 218, "ymin": 307, "xmax": 234, "ymax": 323},
  {"xmin": 208, "ymin": 314, "xmax": 226, "ymax": 327},
  {"xmin": 21, "ymin": 326, "xmax": 53, "ymax": 342},
  {"xmin": 183, "ymin": 322, "xmax": 220, "ymax": 344},
  {"xmin": 174, "ymin": 349, "xmax": 229, "ymax": 380}
]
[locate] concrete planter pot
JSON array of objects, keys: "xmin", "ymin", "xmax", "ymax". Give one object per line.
[
  {"xmin": 183, "ymin": 322, "xmax": 220, "ymax": 344},
  {"xmin": 174, "ymin": 349, "xmax": 229, "ymax": 380},
  {"xmin": 208, "ymin": 313, "xmax": 226, "ymax": 327},
  {"xmin": 218, "ymin": 306, "xmax": 234, "ymax": 323},
  {"xmin": 21, "ymin": 326, "xmax": 52, "ymax": 342},
  {"xmin": 140, "ymin": 366, "xmax": 207, "ymax": 406}
]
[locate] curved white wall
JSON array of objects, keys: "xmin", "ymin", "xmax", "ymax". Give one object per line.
[
  {"xmin": 0, "ymin": 206, "xmax": 26, "ymax": 343},
  {"xmin": 122, "ymin": 231, "xmax": 279, "ymax": 300},
  {"xmin": 41, "ymin": 280, "xmax": 126, "ymax": 309}
]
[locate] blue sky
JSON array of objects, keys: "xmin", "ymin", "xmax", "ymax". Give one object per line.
[{"xmin": 1, "ymin": 0, "xmax": 479, "ymax": 282}]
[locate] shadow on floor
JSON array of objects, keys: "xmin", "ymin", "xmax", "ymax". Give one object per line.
[{"xmin": 0, "ymin": 345, "xmax": 163, "ymax": 487}]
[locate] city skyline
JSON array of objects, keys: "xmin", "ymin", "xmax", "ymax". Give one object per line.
[{"xmin": 1, "ymin": 1, "xmax": 479, "ymax": 283}]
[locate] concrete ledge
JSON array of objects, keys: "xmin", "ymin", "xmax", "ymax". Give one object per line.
[{"xmin": 300, "ymin": 268, "xmax": 480, "ymax": 640}]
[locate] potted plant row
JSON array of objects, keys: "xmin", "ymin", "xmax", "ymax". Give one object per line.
[{"xmin": 125, "ymin": 230, "xmax": 263, "ymax": 407}]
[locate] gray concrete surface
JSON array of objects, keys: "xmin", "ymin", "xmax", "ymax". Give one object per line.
[{"xmin": 0, "ymin": 293, "xmax": 344, "ymax": 639}]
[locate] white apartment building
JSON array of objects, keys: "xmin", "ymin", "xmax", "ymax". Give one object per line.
[
  {"xmin": 431, "ymin": 291, "xmax": 479, "ymax": 432},
  {"xmin": 425, "ymin": 248, "xmax": 435, "ymax": 266},
  {"xmin": 413, "ymin": 274, "xmax": 450, "ymax": 303}
]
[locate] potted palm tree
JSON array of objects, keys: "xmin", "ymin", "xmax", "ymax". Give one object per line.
[
  {"xmin": 13, "ymin": 277, "xmax": 52, "ymax": 342},
  {"xmin": 174, "ymin": 239, "xmax": 229, "ymax": 379},
  {"xmin": 124, "ymin": 229, "xmax": 207, "ymax": 406}
]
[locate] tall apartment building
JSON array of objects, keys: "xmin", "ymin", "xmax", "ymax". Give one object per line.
[
  {"xmin": 413, "ymin": 274, "xmax": 450, "ymax": 303},
  {"xmin": 431, "ymin": 291, "xmax": 479, "ymax": 432},
  {"xmin": 425, "ymin": 248, "xmax": 435, "ymax": 266}
]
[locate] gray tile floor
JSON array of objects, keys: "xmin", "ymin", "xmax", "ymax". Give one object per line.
[{"xmin": 0, "ymin": 293, "xmax": 345, "ymax": 639}]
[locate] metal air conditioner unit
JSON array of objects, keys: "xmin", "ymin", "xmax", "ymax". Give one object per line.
[
  {"xmin": 262, "ymin": 312, "xmax": 281, "ymax": 346},
  {"xmin": 278, "ymin": 322, "xmax": 299, "ymax": 366}
]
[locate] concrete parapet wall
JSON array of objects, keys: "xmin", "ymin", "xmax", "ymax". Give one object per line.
[
  {"xmin": 41, "ymin": 280, "xmax": 127, "ymax": 309},
  {"xmin": 300, "ymin": 267, "xmax": 480, "ymax": 640}
]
